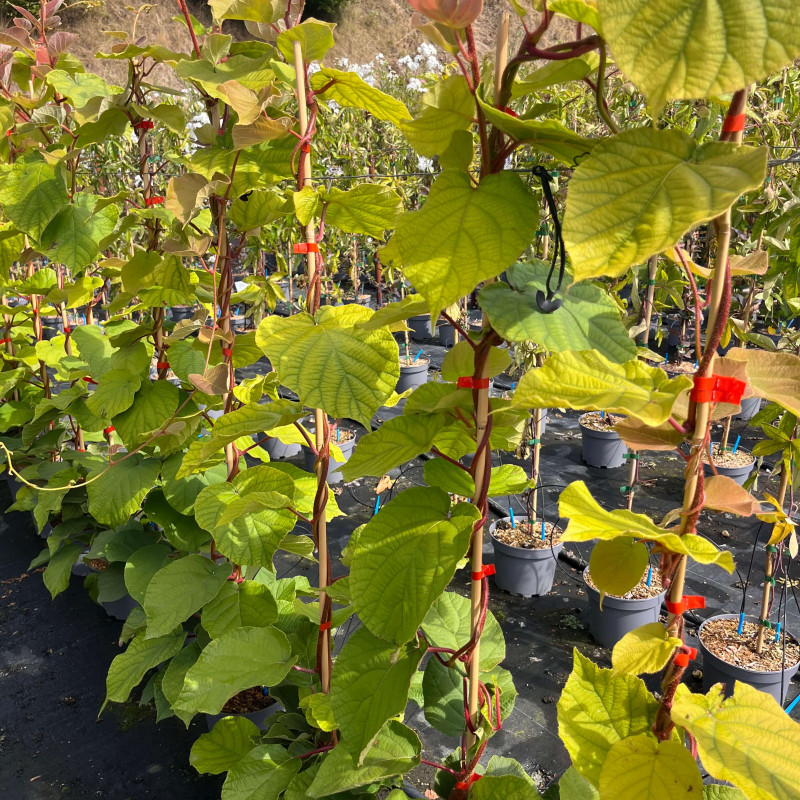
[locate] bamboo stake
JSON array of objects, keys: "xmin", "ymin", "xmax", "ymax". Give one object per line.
[
  {"xmin": 639, "ymin": 253, "xmax": 659, "ymax": 346},
  {"xmin": 466, "ymin": 13, "xmax": 510, "ymax": 752},
  {"xmin": 294, "ymin": 39, "xmax": 331, "ymax": 694}
]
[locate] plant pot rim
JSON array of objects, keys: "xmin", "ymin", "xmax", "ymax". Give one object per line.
[
  {"xmin": 582, "ymin": 567, "xmax": 667, "ymax": 606},
  {"xmin": 698, "ymin": 613, "xmax": 800, "ymax": 675},
  {"xmin": 489, "ymin": 516, "xmax": 563, "ymax": 555},
  {"xmin": 579, "ymin": 419, "xmax": 623, "ymax": 439}
]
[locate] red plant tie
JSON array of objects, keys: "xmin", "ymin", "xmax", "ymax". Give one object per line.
[
  {"xmin": 0, "ymin": 338, "xmax": 9, "ymax": 345},
  {"xmin": 319, "ymin": 620, "xmax": 331, "ymax": 632},
  {"xmin": 665, "ymin": 595, "xmax": 705, "ymax": 615},
  {"xmin": 222, "ymin": 347, "xmax": 233, "ymax": 358},
  {"xmin": 471, "ymin": 564, "xmax": 496, "ymax": 581},
  {"xmin": 690, "ymin": 374, "xmax": 746, "ymax": 405},
  {"xmin": 156, "ymin": 361, "xmax": 170, "ymax": 370},
  {"xmin": 145, "ymin": 196, "xmax": 164, "ymax": 207},
  {"xmin": 722, "ymin": 113, "xmax": 746, "ymax": 133},
  {"xmin": 674, "ymin": 646, "xmax": 698, "ymax": 668},
  {"xmin": 294, "ymin": 242, "xmax": 320, "ymax": 254},
  {"xmin": 134, "ymin": 120, "xmax": 154, "ymax": 130},
  {"xmin": 84, "ymin": 377, "xmax": 97, "ymax": 385},
  {"xmin": 455, "ymin": 774, "xmax": 481, "ymax": 790},
  {"xmin": 103, "ymin": 426, "xmax": 115, "ymax": 435},
  {"xmin": 63, "ymin": 326, "xmax": 71, "ymax": 334},
  {"xmin": 457, "ymin": 377, "xmax": 490, "ymax": 389}
]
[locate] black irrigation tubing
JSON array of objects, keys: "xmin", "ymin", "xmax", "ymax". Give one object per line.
[{"xmin": 738, "ymin": 522, "xmax": 764, "ymax": 615}]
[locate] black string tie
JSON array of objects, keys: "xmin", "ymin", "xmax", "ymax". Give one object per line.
[{"xmin": 532, "ymin": 165, "xmax": 566, "ymax": 313}]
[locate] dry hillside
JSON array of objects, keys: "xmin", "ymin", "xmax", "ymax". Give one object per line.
[{"xmin": 53, "ymin": 0, "xmax": 574, "ymax": 78}]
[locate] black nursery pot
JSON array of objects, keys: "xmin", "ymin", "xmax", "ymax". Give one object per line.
[
  {"xmin": 170, "ymin": 305, "xmax": 195, "ymax": 322},
  {"xmin": 488, "ymin": 517, "xmax": 562, "ymax": 598},
  {"xmin": 584, "ymin": 568, "xmax": 667, "ymax": 649}
]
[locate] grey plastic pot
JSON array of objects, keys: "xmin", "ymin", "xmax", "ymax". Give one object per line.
[
  {"xmin": 702, "ymin": 452, "xmax": 755, "ymax": 486},
  {"xmin": 302, "ymin": 433, "xmax": 356, "ymax": 484},
  {"xmin": 205, "ymin": 699, "xmax": 283, "ymax": 732},
  {"xmin": 531, "ymin": 409, "xmax": 548, "ymax": 437},
  {"xmin": 489, "ymin": 517, "xmax": 562, "ymax": 598},
  {"xmin": 170, "ymin": 305, "xmax": 195, "ymax": 322},
  {"xmin": 263, "ymin": 436, "xmax": 301, "ymax": 460},
  {"xmin": 584, "ymin": 568, "xmax": 667, "ymax": 649},
  {"xmin": 396, "ymin": 360, "xmax": 429, "ymax": 393},
  {"xmin": 579, "ymin": 419, "xmax": 628, "ymax": 468},
  {"xmin": 41, "ymin": 316, "xmax": 64, "ymax": 340},
  {"xmin": 407, "ymin": 313, "xmax": 432, "ymax": 341},
  {"xmin": 439, "ymin": 322, "xmax": 455, "ymax": 348},
  {"xmin": 699, "ymin": 614, "xmax": 800, "ymax": 701},
  {"xmin": 734, "ymin": 396, "xmax": 762, "ymax": 421}
]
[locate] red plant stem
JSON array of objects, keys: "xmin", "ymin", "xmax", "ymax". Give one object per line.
[
  {"xmin": 298, "ymin": 744, "xmax": 334, "ymax": 760},
  {"xmin": 174, "ymin": 0, "xmax": 202, "ymax": 59},
  {"xmin": 421, "ymin": 760, "xmax": 460, "ymax": 776}
]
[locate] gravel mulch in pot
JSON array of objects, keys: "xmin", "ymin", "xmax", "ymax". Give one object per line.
[
  {"xmin": 701, "ymin": 618, "xmax": 800, "ymax": 672},
  {"xmin": 579, "ymin": 412, "xmax": 624, "ymax": 431},
  {"xmin": 493, "ymin": 520, "xmax": 562, "ymax": 550},
  {"xmin": 702, "ymin": 443, "xmax": 755, "ymax": 469},
  {"xmin": 399, "ymin": 355, "xmax": 430, "ymax": 367},
  {"xmin": 585, "ymin": 567, "xmax": 664, "ymax": 600}
]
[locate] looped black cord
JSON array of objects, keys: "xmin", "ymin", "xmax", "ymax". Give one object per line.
[{"xmin": 532, "ymin": 165, "xmax": 566, "ymax": 313}]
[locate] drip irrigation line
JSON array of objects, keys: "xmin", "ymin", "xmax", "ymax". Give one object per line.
[{"xmin": 738, "ymin": 521, "xmax": 765, "ymax": 615}]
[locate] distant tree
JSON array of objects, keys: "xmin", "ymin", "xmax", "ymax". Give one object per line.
[{"xmin": 303, "ymin": 0, "xmax": 350, "ymax": 22}]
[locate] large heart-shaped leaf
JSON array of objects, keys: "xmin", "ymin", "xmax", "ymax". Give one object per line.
[
  {"xmin": 306, "ymin": 721, "xmax": 421, "ymax": 797},
  {"xmin": 175, "ymin": 626, "xmax": 294, "ymax": 715},
  {"xmin": 143, "ymin": 554, "xmax": 230, "ymax": 639},
  {"xmin": 256, "ymin": 305, "xmax": 399, "ymax": 427},
  {"xmin": 330, "ymin": 627, "xmax": 424, "ymax": 763},
  {"xmin": 557, "ymin": 648, "xmax": 658, "ymax": 786},
  {"xmin": 672, "ymin": 682, "xmax": 800, "ymax": 800},
  {"xmin": 599, "ymin": 0, "xmax": 800, "ymax": 113},
  {"xmin": 511, "ymin": 350, "xmax": 692, "ymax": 426},
  {"xmin": 479, "ymin": 261, "xmax": 636, "ymax": 363},
  {"xmin": 310, "ymin": 68, "xmax": 411, "ymax": 125},
  {"xmin": 559, "ymin": 480, "xmax": 734, "ymax": 571},
  {"xmin": 599, "ymin": 734, "xmax": 703, "ymax": 800},
  {"xmin": 194, "ymin": 466, "xmax": 297, "ymax": 567},
  {"xmin": 563, "ymin": 128, "xmax": 766, "ymax": 282},
  {"xmin": 349, "ymin": 487, "xmax": 478, "ymax": 644},
  {"xmin": 384, "ymin": 170, "xmax": 537, "ymax": 320}
]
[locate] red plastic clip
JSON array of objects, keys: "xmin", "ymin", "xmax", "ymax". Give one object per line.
[
  {"xmin": 674, "ymin": 646, "xmax": 698, "ymax": 668},
  {"xmin": 84, "ymin": 377, "xmax": 97, "ymax": 385},
  {"xmin": 144, "ymin": 196, "xmax": 164, "ymax": 207},
  {"xmin": 221, "ymin": 347, "xmax": 233, "ymax": 358},
  {"xmin": 301, "ymin": 143, "xmax": 311, "ymax": 153},
  {"xmin": 472, "ymin": 564, "xmax": 496, "ymax": 581},
  {"xmin": 690, "ymin": 374, "xmax": 746, "ymax": 405},
  {"xmin": 104, "ymin": 426, "xmax": 115, "ymax": 436},
  {"xmin": 319, "ymin": 620, "xmax": 332, "ymax": 632},
  {"xmin": 457, "ymin": 377, "xmax": 491, "ymax": 390},
  {"xmin": 134, "ymin": 120, "xmax": 154, "ymax": 131},
  {"xmin": 722, "ymin": 113, "xmax": 746, "ymax": 133},
  {"xmin": 0, "ymin": 338, "xmax": 10, "ymax": 345},
  {"xmin": 665, "ymin": 595, "xmax": 705, "ymax": 615},
  {"xmin": 293, "ymin": 242, "xmax": 320, "ymax": 254},
  {"xmin": 156, "ymin": 361, "xmax": 170, "ymax": 370},
  {"xmin": 63, "ymin": 326, "xmax": 71, "ymax": 334},
  {"xmin": 455, "ymin": 774, "xmax": 481, "ymax": 790}
]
